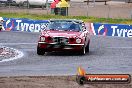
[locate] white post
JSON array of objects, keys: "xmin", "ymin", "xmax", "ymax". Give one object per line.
[
  {"xmin": 86, "ymin": 0, "xmax": 89, "ymax": 17},
  {"xmin": 27, "ymin": 0, "xmax": 29, "ymax": 9},
  {"xmin": 130, "ymin": 10, "xmax": 132, "ymax": 19},
  {"xmin": 46, "ymin": 0, "xmax": 49, "ymax": 15},
  {"xmin": 93, "ymin": 0, "xmax": 95, "ymax": 7},
  {"xmin": 107, "ymin": 4, "xmax": 111, "ymax": 18},
  {"xmin": 9, "ymin": 1, "xmax": 11, "ymax": 13},
  {"xmin": 26, "ymin": 0, "xmax": 29, "ymax": 14}
]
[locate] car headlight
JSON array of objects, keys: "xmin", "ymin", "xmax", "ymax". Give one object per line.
[
  {"xmin": 76, "ymin": 38, "xmax": 81, "ymax": 44},
  {"xmin": 40, "ymin": 37, "xmax": 45, "ymax": 41}
]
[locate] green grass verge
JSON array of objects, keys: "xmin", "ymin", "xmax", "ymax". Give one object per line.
[{"xmin": 0, "ymin": 12, "xmax": 132, "ymax": 24}]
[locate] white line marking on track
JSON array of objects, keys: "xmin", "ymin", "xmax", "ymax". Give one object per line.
[
  {"xmin": 107, "ymin": 47, "xmax": 132, "ymax": 49},
  {"xmin": 0, "ymin": 43, "xmax": 37, "ymax": 45}
]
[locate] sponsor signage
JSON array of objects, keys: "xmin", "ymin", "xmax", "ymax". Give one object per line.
[
  {"xmin": 76, "ymin": 67, "xmax": 131, "ymax": 85},
  {"xmin": 2, "ymin": 17, "xmax": 49, "ymax": 32},
  {"xmin": 90, "ymin": 23, "xmax": 132, "ymax": 37},
  {"xmin": 77, "ymin": 74, "xmax": 131, "ymax": 85},
  {"xmin": 1, "ymin": 17, "xmax": 132, "ymax": 37}
]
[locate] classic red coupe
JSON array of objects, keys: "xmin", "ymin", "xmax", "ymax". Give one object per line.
[{"xmin": 37, "ymin": 19, "xmax": 90, "ymax": 55}]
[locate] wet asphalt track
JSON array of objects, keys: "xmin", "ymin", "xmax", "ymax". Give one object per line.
[{"xmin": 0, "ymin": 31, "xmax": 132, "ymax": 76}]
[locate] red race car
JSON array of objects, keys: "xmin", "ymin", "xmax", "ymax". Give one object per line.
[{"xmin": 37, "ymin": 19, "xmax": 90, "ymax": 55}]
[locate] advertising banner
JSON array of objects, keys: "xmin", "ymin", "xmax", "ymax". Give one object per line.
[
  {"xmin": 90, "ymin": 23, "xmax": 132, "ymax": 38},
  {"xmin": 1, "ymin": 17, "xmax": 132, "ymax": 37},
  {"xmin": 2, "ymin": 17, "xmax": 49, "ymax": 32}
]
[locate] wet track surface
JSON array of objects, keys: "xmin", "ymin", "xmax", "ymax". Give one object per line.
[{"xmin": 0, "ymin": 31, "xmax": 132, "ymax": 76}]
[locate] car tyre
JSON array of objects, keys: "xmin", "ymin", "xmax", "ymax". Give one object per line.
[
  {"xmin": 80, "ymin": 46, "xmax": 86, "ymax": 55},
  {"xmin": 85, "ymin": 43, "xmax": 89, "ymax": 53},
  {"xmin": 76, "ymin": 76, "xmax": 86, "ymax": 85},
  {"xmin": 37, "ymin": 46, "xmax": 45, "ymax": 55}
]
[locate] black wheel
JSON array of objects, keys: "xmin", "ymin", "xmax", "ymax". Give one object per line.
[
  {"xmin": 23, "ymin": 1, "xmax": 29, "ymax": 8},
  {"xmin": 12, "ymin": 1, "xmax": 17, "ymax": 6},
  {"xmin": 19, "ymin": 2, "xmax": 23, "ymax": 8},
  {"xmin": 42, "ymin": 4, "xmax": 46, "ymax": 9},
  {"xmin": 0, "ymin": 2, "xmax": 6, "ymax": 7},
  {"xmin": 85, "ymin": 43, "xmax": 89, "ymax": 53},
  {"xmin": 80, "ymin": 46, "xmax": 86, "ymax": 55},
  {"xmin": 76, "ymin": 76, "xmax": 86, "ymax": 85},
  {"xmin": 37, "ymin": 46, "xmax": 45, "ymax": 55},
  {"xmin": 0, "ymin": 26, "xmax": 2, "ymax": 31}
]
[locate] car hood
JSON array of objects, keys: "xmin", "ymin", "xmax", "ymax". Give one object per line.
[{"xmin": 42, "ymin": 30, "xmax": 82, "ymax": 38}]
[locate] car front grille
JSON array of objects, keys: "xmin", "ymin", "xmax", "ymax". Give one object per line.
[{"xmin": 53, "ymin": 37, "xmax": 68, "ymax": 44}]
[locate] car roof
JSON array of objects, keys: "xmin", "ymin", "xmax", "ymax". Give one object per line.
[{"xmin": 49, "ymin": 19, "xmax": 84, "ymax": 23}]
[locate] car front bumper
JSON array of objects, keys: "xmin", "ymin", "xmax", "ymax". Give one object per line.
[{"xmin": 38, "ymin": 42, "xmax": 84, "ymax": 52}]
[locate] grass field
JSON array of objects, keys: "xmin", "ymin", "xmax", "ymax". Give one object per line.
[{"xmin": 0, "ymin": 12, "xmax": 132, "ymax": 24}]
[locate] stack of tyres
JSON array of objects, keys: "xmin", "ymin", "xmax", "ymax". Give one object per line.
[
  {"xmin": 54, "ymin": 8, "xmax": 61, "ymax": 15},
  {"xmin": 0, "ymin": 17, "xmax": 4, "ymax": 31},
  {"xmin": 0, "ymin": 24, "xmax": 2, "ymax": 31},
  {"xmin": 60, "ymin": 7, "xmax": 68, "ymax": 16}
]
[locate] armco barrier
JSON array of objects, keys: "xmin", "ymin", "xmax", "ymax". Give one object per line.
[
  {"xmin": 90, "ymin": 23, "xmax": 132, "ymax": 38},
  {"xmin": 2, "ymin": 17, "xmax": 49, "ymax": 32}
]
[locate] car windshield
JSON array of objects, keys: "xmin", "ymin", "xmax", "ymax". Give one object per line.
[{"xmin": 46, "ymin": 21, "xmax": 82, "ymax": 32}]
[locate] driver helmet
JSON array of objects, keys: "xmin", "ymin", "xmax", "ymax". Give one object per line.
[{"xmin": 0, "ymin": 17, "xmax": 4, "ymax": 22}]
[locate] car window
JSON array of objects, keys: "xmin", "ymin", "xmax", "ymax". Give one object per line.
[{"xmin": 47, "ymin": 21, "xmax": 82, "ymax": 32}]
